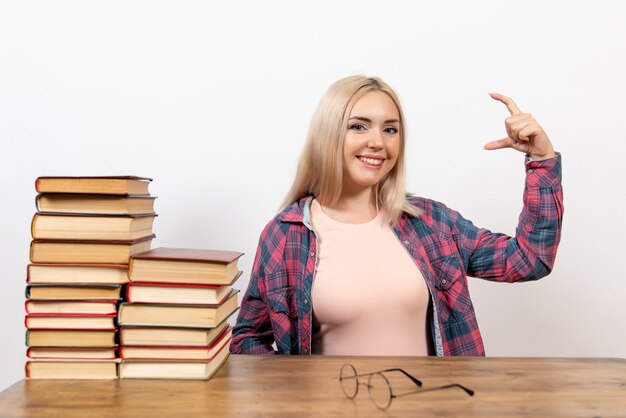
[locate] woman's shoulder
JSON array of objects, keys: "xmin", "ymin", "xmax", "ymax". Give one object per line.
[
  {"xmin": 404, "ymin": 194, "xmax": 462, "ymax": 227},
  {"xmin": 254, "ymin": 197, "xmax": 311, "ymax": 275},
  {"xmin": 406, "ymin": 194, "xmax": 457, "ymax": 216},
  {"xmin": 259, "ymin": 196, "xmax": 310, "ymax": 239}
]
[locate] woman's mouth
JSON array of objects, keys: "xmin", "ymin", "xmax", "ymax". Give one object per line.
[{"xmin": 357, "ymin": 156, "xmax": 383, "ymax": 167}]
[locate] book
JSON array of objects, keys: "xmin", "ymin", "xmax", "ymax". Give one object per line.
[
  {"xmin": 118, "ymin": 290, "xmax": 239, "ymax": 328},
  {"xmin": 26, "ymin": 284, "xmax": 123, "ymax": 300},
  {"xmin": 36, "ymin": 193, "xmax": 156, "ymax": 215},
  {"xmin": 27, "ymin": 263, "xmax": 129, "ymax": 284},
  {"xmin": 27, "ymin": 347, "xmax": 117, "ymax": 360},
  {"xmin": 31, "ymin": 213, "xmax": 156, "ymax": 240},
  {"xmin": 26, "ymin": 330, "xmax": 117, "ymax": 347},
  {"xmin": 119, "ymin": 340, "xmax": 230, "ymax": 380},
  {"xmin": 126, "ymin": 282, "xmax": 233, "ymax": 305},
  {"xmin": 26, "ymin": 360, "xmax": 119, "ymax": 379},
  {"xmin": 119, "ymin": 327, "xmax": 232, "ymax": 360},
  {"xmin": 30, "ymin": 235, "xmax": 155, "ymax": 264},
  {"xmin": 25, "ymin": 300, "xmax": 118, "ymax": 315},
  {"xmin": 129, "ymin": 247, "xmax": 244, "ymax": 285},
  {"xmin": 120, "ymin": 321, "xmax": 229, "ymax": 347},
  {"xmin": 25, "ymin": 314, "xmax": 117, "ymax": 330},
  {"xmin": 35, "ymin": 176, "xmax": 152, "ymax": 195}
]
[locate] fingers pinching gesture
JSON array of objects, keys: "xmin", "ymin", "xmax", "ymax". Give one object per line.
[{"xmin": 484, "ymin": 93, "xmax": 556, "ymax": 161}]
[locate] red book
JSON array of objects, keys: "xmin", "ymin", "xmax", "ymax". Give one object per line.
[{"xmin": 119, "ymin": 326, "xmax": 232, "ymax": 360}]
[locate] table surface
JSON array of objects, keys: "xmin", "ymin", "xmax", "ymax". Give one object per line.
[{"xmin": 1, "ymin": 355, "xmax": 625, "ymax": 417}]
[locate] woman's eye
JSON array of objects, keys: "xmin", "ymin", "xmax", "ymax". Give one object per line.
[
  {"xmin": 384, "ymin": 127, "xmax": 399, "ymax": 134},
  {"xmin": 350, "ymin": 123, "xmax": 366, "ymax": 131}
]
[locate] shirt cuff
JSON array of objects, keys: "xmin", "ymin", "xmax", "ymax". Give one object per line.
[{"xmin": 524, "ymin": 152, "xmax": 562, "ymax": 188}]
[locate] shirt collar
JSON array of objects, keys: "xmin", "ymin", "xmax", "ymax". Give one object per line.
[{"xmin": 278, "ymin": 195, "xmax": 314, "ymax": 228}]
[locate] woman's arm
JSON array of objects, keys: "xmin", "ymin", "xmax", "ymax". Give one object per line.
[
  {"xmin": 454, "ymin": 154, "xmax": 563, "ymax": 282},
  {"xmin": 230, "ymin": 232, "xmax": 276, "ymax": 354},
  {"xmin": 455, "ymin": 94, "xmax": 563, "ymax": 281}
]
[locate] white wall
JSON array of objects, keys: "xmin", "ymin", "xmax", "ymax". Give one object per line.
[{"xmin": 1, "ymin": 0, "xmax": 624, "ymax": 391}]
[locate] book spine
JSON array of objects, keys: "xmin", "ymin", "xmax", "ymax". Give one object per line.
[
  {"xmin": 25, "ymin": 330, "xmax": 30, "ymax": 347},
  {"xmin": 31, "ymin": 213, "xmax": 38, "ymax": 239},
  {"xmin": 26, "ymin": 347, "xmax": 32, "ymax": 359},
  {"xmin": 125, "ymin": 284, "xmax": 133, "ymax": 302},
  {"xmin": 127, "ymin": 257, "xmax": 134, "ymax": 282},
  {"xmin": 26, "ymin": 312, "xmax": 118, "ymax": 317},
  {"xmin": 25, "ymin": 361, "xmax": 31, "ymax": 378},
  {"xmin": 35, "ymin": 194, "xmax": 41, "ymax": 212},
  {"xmin": 29, "ymin": 241, "xmax": 35, "ymax": 263},
  {"xmin": 131, "ymin": 282, "xmax": 222, "ymax": 289},
  {"xmin": 35, "ymin": 178, "xmax": 41, "ymax": 193}
]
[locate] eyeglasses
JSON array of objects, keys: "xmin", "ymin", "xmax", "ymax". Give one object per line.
[{"xmin": 339, "ymin": 363, "xmax": 474, "ymax": 410}]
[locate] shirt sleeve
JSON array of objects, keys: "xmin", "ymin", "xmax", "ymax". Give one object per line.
[
  {"xmin": 230, "ymin": 228, "xmax": 276, "ymax": 354},
  {"xmin": 453, "ymin": 153, "xmax": 563, "ymax": 282}
]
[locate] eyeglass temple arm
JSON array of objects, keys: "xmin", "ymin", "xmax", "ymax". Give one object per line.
[
  {"xmin": 394, "ymin": 383, "xmax": 475, "ymax": 398},
  {"xmin": 379, "ymin": 368, "xmax": 423, "ymax": 387}
]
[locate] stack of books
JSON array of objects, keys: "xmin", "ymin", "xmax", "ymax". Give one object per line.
[
  {"xmin": 118, "ymin": 248, "xmax": 242, "ymax": 380},
  {"xmin": 25, "ymin": 176, "xmax": 157, "ymax": 379}
]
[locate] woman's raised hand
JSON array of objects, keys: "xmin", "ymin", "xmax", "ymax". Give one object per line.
[{"xmin": 484, "ymin": 93, "xmax": 556, "ymax": 161}]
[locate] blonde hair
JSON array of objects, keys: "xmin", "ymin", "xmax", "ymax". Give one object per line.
[{"xmin": 281, "ymin": 75, "xmax": 421, "ymax": 223}]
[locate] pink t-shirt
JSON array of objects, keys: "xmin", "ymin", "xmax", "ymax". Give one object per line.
[{"xmin": 310, "ymin": 199, "xmax": 430, "ymax": 356}]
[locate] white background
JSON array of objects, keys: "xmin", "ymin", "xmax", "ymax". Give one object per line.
[{"xmin": 1, "ymin": 1, "xmax": 624, "ymax": 391}]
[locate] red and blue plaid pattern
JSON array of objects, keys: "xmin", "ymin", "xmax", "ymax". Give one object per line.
[{"xmin": 231, "ymin": 154, "xmax": 563, "ymax": 356}]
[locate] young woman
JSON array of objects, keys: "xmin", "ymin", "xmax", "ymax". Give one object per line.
[{"xmin": 230, "ymin": 75, "xmax": 562, "ymax": 356}]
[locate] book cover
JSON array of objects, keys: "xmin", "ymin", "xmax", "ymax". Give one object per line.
[
  {"xmin": 25, "ymin": 300, "xmax": 119, "ymax": 315},
  {"xmin": 126, "ymin": 282, "xmax": 233, "ymax": 305},
  {"xmin": 26, "ymin": 284, "xmax": 123, "ymax": 300},
  {"xmin": 31, "ymin": 213, "xmax": 156, "ymax": 241},
  {"xmin": 36, "ymin": 193, "xmax": 157, "ymax": 215},
  {"xmin": 26, "ymin": 359, "xmax": 120, "ymax": 379},
  {"xmin": 129, "ymin": 248, "xmax": 243, "ymax": 285},
  {"xmin": 119, "ymin": 342, "xmax": 230, "ymax": 380},
  {"xmin": 118, "ymin": 290, "xmax": 239, "ymax": 328},
  {"xmin": 119, "ymin": 326, "xmax": 232, "ymax": 360},
  {"xmin": 35, "ymin": 176, "xmax": 152, "ymax": 195},
  {"xmin": 30, "ymin": 234, "xmax": 155, "ymax": 264},
  {"xmin": 26, "ymin": 329, "xmax": 118, "ymax": 347},
  {"xmin": 131, "ymin": 247, "xmax": 244, "ymax": 264},
  {"xmin": 25, "ymin": 313, "xmax": 117, "ymax": 330},
  {"xmin": 26, "ymin": 347, "xmax": 118, "ymax": 360},
  {"xmin": 119, "ymin": 320, "xmax": 230, "ymax": 346}
]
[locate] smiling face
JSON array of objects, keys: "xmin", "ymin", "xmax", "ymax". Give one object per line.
[{"xmin": 342, "ymin": 90, "xmax": 401, "ymax": 196}]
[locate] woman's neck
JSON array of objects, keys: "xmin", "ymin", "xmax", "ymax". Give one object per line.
[{"xmin": 320, "ymin": 188, "xmax": 377, "ymax": 224}]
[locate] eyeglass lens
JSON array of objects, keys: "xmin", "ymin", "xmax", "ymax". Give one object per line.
[
  {"xmin": 339, "ymin": 363, "xmax": 359, "ymax": 399},
  {"xmin": 367, "ymin": 372, "xmax": 393, "ymax": 410}
]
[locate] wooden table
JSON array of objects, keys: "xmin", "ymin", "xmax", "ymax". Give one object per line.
[{"xmin": 1, "ymin": 356, "xmax": 625, "ymax": 417}]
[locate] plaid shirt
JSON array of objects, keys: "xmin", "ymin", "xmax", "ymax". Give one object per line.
[{"xmin": 231, "ymin": 154, "xmax": 563, "ymax": 356}]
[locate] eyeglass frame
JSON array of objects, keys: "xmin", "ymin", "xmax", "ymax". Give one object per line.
[{"xmin": 339, "ymin": 363, "xmax": 475, "ymax": 410}]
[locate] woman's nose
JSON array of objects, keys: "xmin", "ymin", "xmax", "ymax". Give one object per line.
[{"xmin": 367, "ymin": 130, "xmax": 384, "ymax": 149}]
